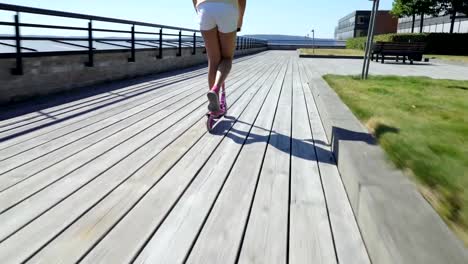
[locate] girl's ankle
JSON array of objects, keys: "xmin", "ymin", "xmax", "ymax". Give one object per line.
[{"xmin": 211, "ymin": 85, "xmax": 220, "ymax": 93}]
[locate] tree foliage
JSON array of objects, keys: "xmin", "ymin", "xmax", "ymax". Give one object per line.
[
  {"xmin": 438, "ymin": 0, "xmax": 468, "ymax": 16},
  {"xmin": 391, "ymin": 0, "xmax": 439, "ymax": 17}
]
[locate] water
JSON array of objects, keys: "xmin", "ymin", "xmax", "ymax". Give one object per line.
[{"xmin": 245, "ymin": 34, "xmax": 345, "ymax": 47}]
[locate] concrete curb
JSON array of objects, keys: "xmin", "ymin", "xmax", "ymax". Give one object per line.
[
  {"xmin": 299, "ymin": 54, "xmax": 364, "ymax": 59},
  {"xmin": 305, "ymin": 72, "xmax": 468, "ymax": 264}
]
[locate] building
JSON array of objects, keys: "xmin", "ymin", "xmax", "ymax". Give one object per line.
[
  {"xmin": 335, "ymin": 10, "xmax": 398, "ymax": 40},
  {"xmin": 398, "ymin": 14, "xmax": 468, "ymax": 33}
]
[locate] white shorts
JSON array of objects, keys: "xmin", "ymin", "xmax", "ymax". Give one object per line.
[{"xmin": 197, "ymin": 2, "xmax": 238, "ymax": 33}]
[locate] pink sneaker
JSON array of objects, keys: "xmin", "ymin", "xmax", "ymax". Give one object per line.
[
  {"xmin": 207, "ymin": 86, "xmax": 221, "ymax": 112},
  {"xmin": 220, "ymin": 83, "xmax": 227, "ymax": 114}
]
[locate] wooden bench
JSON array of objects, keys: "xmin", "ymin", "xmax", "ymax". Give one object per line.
[{"xmin": 371, "ymin": 42, "xmax": 426, "ymax": 64}]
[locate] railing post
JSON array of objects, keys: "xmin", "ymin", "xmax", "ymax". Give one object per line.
[
  {"xmin": 157, "ymin": 28, "xmax": 163, "ymax": 59},
  {"xmin": 11, "ymin": 13, "xmax": 23, "ymax": 75},
  {"xmin": 85, "ymin": 20, "xmax": 94, "ymax": 67},
  {"xmin": 177, "ymin": 30, "xmax": 182, "ymax": 56},
  {"xmin": 236, "ymin": 37, "xmax": 239, "ymax": 50},
  {"xmin": 128, "ymin": 25, "xmax": 135, "ymax": 62},
  {"xmin": 192, "ymin": 32, "xmax": 196, "ymax": 55}
]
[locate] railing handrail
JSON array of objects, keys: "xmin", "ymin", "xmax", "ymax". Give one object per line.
[
  {"xmin": 0, "ymin": 3, "xmax": 200, "ymax": 32},
  {"xmin": 0, "ymin": 3, "xmax": 268, "ymax": 75}
]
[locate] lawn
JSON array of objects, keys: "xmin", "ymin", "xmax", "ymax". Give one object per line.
[
  {"xmin": 299, "ymin": 48, "xmax": 364, "ymax": 56},
  {"xmin": 426, "ymin": 54, "xmax": 468, "ymax": 64},
  {"xmin": 323, "ymin": 75, "xmax": 468, "ymax": 245}
]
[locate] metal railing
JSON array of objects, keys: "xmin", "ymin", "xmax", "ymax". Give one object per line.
[{"xmin": 0, "ymin": 3, "xmax": 268, "ymax": 75}]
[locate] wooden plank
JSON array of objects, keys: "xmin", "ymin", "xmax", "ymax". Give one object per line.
[
  {"xmin": 0, "ymin": 77, "xmax": 204, "ymax": 159},
  {"xmin": 0, "ymin": 55, "xmax": 278, "ymax": 263},
  {"xmin": 236, "ymin": 60, "xmax": 293, "ymax": 264},
  {"xmin": 298, "ymin": 60, "xmax": 370, "ymax": 264},
  {"xmin": 23, "ymin": 55, "xmax": 280, "ymax": 264},
  {"xmin": 289, "ymin": 58, "xmax": 337, "ymax": 264},
  {"xmin": 0, "ymin": 58, "xmax": 266, "ymax": 190},
  {"xmin": 0, "ymin": 102, "xmax": 207, "ymax": 262},
  {"xmin": 0, "ymin": 86, "xmax": 203, "ymax": 174},
  {"xmin": 0, "ymin": 53, "xmax": 262, "ymax": 130},
  {"xmin": 0, "ymin": 68, "xmax": 207, "ymax": 140},
  {"xmin": 0, "ymin": 57, "xmax": 265, "ymax": 207},
  {"xmin": 0, "ymin": 85, "xmax": 223, "ymax": 242},
  {"xmin": 0, "ymin": 72, "xmax": 192, "ymax": 130},
  {"xmin": 0, "ymin": 53, "xmax": 263, "ymax": 148},
  {"xmin": 83, "ymin": 54, "xmax": 288, "ymax": 263},
  {"xmin": 185, "ymin": 58, "xmax": 290, "ymax": 264},
  {"xmin": 0, "ymin": 89, "xmax": 207, "ymax": 210},
  {"xmin": 0, "ymin": 55, "xmax": 265, "ymax": 153}
]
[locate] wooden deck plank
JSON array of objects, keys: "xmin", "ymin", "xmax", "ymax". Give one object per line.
[
  {"xmin": 0, "ymin": 72, "xmax": 258, "ymax": 245},
  {"xmin": 0, "ymin": 58, "xmax": 265, "ymax": 190},
  {"xmin": 0, "ymin": 86, "xmax": 204, "ymax": 174},
  {"xmin": 0, "ymin": 51, "xmax": 370, "ymax": 264},
  {"xmin": 233, "ymin": 57, "xmax": 292, "ymax": 264},
  {"xmin": 186, "ymin": 58, "xmax": 290, "ymax": 264},
  {"xmin": 298, "ymin": 60, "xmax": 370, "ymax": 264},
  {"xmin": 0, "ymin": 56, "xmax": 264, "ymax": 158},
  {"xmin": 0, "ymin": 54, "xmax": 260, "ymax": 130},
  {"xmin": 129, "ymin": 56, "xmax": 287, "ymax": 264},
  {"xmin": 24, "ymin": 55, "xmax": 280, "ymax": 264},
  {"xmin": 0, "ymin": 72, "xmax": 196, "ymax": 132},
  {"xmin": 0, "ymin": 90, "xmax": 207, "ymax": 211},
  {"xmin": 0, "ymin": 68, "xmax": 207, "ymax": 140},
  {"xmin": 0, "ymin": 65, "xmax": 207, "ymax": 126},
  {"xmin": 289, "ymin": 59, "xmax": 337, "ymax": 264},
  {"xmin": 0, "ymin": 55, "xmax": 269, "ymax": 239},
  {"xmin": 0, "ymin": 78, "xmax": 204, "ymax": 161},
  {"xmin": 0, "ymin": 57, "xmax": 265, "ymax": 208},
  {"xmin": 0, "ymin": 54, "xmax": 261, "ymax": 149}
]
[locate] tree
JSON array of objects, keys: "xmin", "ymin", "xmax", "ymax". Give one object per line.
[
  {"xmin": 391, "ymin": 0, "xmax": 439, "ymax": 33},
  {"xmin": 392, "ymin": 0, "xmax": 417, "ymax": 32},
  {"xmin": 437, "ymin": 0, "xmax": 468, "ymax": 33},
  {"xmin": 415, "ymin": 0, "xmax": 440, "ymax": 33}
]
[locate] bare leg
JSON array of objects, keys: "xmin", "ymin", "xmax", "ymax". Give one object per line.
[
  {"xmin": 201, "ymin": 27, "xmax": 221, "ymax": 89},
  {"xmin": 214, "ymin": 31, "xmax": 237, "ymax": 88}
]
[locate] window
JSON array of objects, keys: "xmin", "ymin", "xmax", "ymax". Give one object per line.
[
  {"xmin": 357, "ymin": 16, "xmax": 366, "ymax": 25},
  {"xmin": 355, "ymin": 30, "xmax": 367, "ymax": 37}
]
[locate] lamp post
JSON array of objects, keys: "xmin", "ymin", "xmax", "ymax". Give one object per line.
[
  {"xmin": 361, "ymin": 0, "xmax": 380, "ymax": 80},
  {"xmin": 311, "ymin": 29, "xmax": 315, "ymax": 54}
]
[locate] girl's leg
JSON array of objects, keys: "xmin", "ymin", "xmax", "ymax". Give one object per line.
[
  {"xmin": 201, "ymin": 28, "xmax": 222, "ymax": 90},
  {"xmin": 214, "ymin": 31, "xmax": 237, "ymax": 88}
]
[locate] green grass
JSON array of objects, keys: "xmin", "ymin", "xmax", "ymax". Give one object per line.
[
  {"xmin": 426, "ymin": 54, "xmax": 468, "ymax": 63},
  {"xmin": 299, "ymin": 48, "xmax": 364, "ymax": 56},
  {"xmin": 323, "ymin": 75, "xmax": 468, "ymax": 245}
]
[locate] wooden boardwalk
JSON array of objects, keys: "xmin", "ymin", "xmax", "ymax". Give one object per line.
[{"xmin": 0, "ymin": 51, "xmax": 370, "ymax": 264}]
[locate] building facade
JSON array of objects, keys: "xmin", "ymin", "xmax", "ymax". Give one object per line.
[
  {"xmin": 335, "ymin": 10, "xmax": 398, "ymax": 40},
  {"xmin": 398, "ymin": 14, "xmax": 468, "ymax": 33}
]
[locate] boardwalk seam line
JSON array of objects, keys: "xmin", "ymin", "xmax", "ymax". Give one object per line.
[{"xmin": 182, "ymin": 56, "xmax": 282, "ymax": 264}]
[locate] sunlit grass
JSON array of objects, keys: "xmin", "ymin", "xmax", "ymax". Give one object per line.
[
  {"xmin": 426, "ymin": 54, "xmax": 468, "ymax": 63},
  {"xmin": 324, "ymin": 75, "xmax": 468, "ymax": 245}
]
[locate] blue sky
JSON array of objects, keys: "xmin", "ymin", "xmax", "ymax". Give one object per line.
[{"xmin": 0, "ymin": 0, "xmax": 394, "ymax": 38}]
